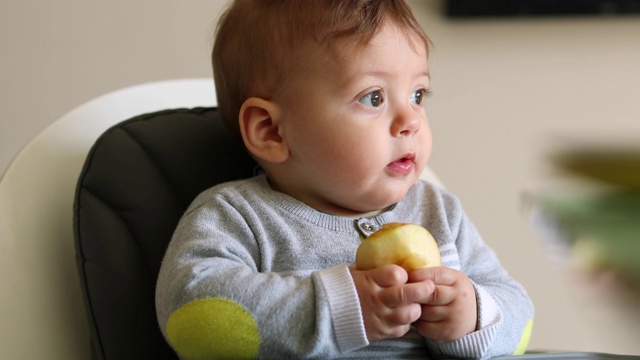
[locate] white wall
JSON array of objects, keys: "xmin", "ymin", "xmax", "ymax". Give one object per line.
[
  {"xmin": 0, "ymin": 1, "xmax": 228, "ymax": 177},
  {"xmin": 1, "ymin": 0, "xmax": 639, "ymax": 358}
]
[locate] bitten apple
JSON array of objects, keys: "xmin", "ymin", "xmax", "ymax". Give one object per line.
[{"xmin": 356, "ymin": 223, "xmax": 441, "ymax": 271}]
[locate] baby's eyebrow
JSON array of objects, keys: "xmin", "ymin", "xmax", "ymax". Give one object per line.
[
  {"xmin": 336, "ymin": 67, "xmax": 431, "ymax": 93},
  {"xmin": 351, "ymin": 69, "xmax": 430, "ymax": 82},
  {"xmin": 417, "ymin": 71, "xmax": 431, "ymax": 80}
]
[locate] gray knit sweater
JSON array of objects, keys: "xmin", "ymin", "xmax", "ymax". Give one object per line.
[{"xmin": 156, "ymin": 175, "xmax": 533, "ymax": 359}]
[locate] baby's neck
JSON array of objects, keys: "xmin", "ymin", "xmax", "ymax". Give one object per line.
[{"xmin": 266, "ymin": 176, "xmax": 390, "ymax": 219}]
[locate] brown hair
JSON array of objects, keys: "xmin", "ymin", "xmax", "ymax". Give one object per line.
[{"xmin": 212, "ymin": 0, "xmax": 430, "ymax": 136}]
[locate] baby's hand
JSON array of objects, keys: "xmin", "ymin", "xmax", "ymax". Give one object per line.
[
  {"xmin": 349, "ymin": 264, "xmax": 435, "ymax": 341},
  {"xmin": 408, "ymin": 267, "xmax": 477, "ymax": 342}
]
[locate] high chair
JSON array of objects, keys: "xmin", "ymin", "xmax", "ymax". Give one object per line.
[{"xmin": 2, "ymin": 79, "xmax": 631, "ymax": 359}]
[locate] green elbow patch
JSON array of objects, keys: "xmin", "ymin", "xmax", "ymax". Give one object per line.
[
  {"xmin": 166, "ymin": 297, "xmax": 261, "ymax": 360},
  {"xmin": 514, "ymin": 319, "xmax": 534, "ymax": 355}
]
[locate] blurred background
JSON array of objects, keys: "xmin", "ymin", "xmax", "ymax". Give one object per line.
[{"xmin": 1, "ymin": 0, "xmax": 639, "ymax": 358}]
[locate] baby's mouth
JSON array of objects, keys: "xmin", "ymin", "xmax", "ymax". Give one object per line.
[{"xmin": 387, "ymin": 154, "xmax": 416, "ymax": 173}]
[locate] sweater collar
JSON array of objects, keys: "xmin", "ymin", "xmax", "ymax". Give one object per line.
[{"xmin": 252, "ymin": 175, "xmax": 420, "ymax": 234}]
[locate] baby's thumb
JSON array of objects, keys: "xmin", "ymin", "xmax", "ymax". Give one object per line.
[{"xmin": 370, "ymin": 264, "xmax": 408, "ymax": 287}]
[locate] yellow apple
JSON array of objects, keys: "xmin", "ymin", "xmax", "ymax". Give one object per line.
[{"xmin": 356, "ymin": 223, "xmax": 441, "ymax": 271}]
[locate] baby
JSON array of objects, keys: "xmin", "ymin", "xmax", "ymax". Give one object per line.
[{"xmin": 156, "ymin": 0, "xmax": 534, "ymax": 359}]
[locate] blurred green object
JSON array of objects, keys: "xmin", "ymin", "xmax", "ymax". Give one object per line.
[
  {"xmin": 550, "ymin": 146, "xmax": 640, "ymax": 188},
  {"xmin": 529, "ymin": 189, "xmax": 640, "ymax": 285},
  {"xmin": 530, "ymin": 143, "xmax": 640, "ymax": 286}
]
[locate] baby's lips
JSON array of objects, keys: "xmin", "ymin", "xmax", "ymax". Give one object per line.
[{"xmin": 387, "ymin": 157, "xmax": 415, "ymax": 173}]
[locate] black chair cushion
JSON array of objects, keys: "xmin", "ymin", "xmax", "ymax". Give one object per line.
[{"xmin": 73, "ymin": 107, "xmax": 256, "ymax": 359}]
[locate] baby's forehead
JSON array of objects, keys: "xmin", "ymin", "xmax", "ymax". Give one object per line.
[
  {"xmin": 279, "ymin": 27, "xmax": 429, "ymax": 90},
  {"xmin": 331, "ymin": 24, "xmax": 426, "ymax": 57},
  {"xmin": 308, "ymin": 25, "xmax": 427, "ymax": 67}
]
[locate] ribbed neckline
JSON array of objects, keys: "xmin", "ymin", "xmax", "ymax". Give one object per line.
[{"xmin": 248, "ymin": 175, "xmax": 420, "ymax": 234}]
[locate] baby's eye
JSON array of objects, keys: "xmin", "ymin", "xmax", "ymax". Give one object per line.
[
  {"xmin": 410, "ymin": 88, "xmax": 431, "ymax": 105},
  {"xmin": 358, "ymin": 90, "xmax": 384, "ymax": 107}
]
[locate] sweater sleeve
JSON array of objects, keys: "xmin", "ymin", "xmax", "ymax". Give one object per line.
[
  {"xmin": 155, "ymin": 197, "xmax": 368, "ymax": 359},
  {"xmin": 316, "ymin": 265, "xmax": 370, "ymax": 351},
  {"xmin": 423, "ymin": 192, "xmax": 534, "ymax": 359}
]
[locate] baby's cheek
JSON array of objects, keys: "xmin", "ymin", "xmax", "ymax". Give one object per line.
[{"xmin": 166, "ymin": 297, "xmax": 261, "ymax": 359}]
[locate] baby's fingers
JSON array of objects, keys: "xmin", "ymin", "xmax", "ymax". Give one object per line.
[
  {"xmin": 385, "ymin": 303, "xmax": 422, "ymax": 330},
  {"xmin": 380, "ymin": 281, "xmax": 435, "ymax": 308},
  {"xmin": 424, "ymin": 283, "xmax": 457, "ymax": 306},
  {"xmin": 413, "ymin": 319, "xmax": 457, "ymax": 342},
  {"xmin": 368, "ymin": 264, "xmax": 409, "ymax": 287},
  {"xmin": 408, "ymin": 266, "xmax": 456, "ymax": 286},
  {"xmin": 419, "ymin": 304, "xmax": 449, "ymax": 322}
]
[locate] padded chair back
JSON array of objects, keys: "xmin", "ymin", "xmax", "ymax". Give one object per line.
[
  {"xmin": 74, "ymin": 107, "xmax": 256, "ymax": 359},
  {"xmin": 0, "ymin": 78, "xmax": 219, "ymax": 359}
]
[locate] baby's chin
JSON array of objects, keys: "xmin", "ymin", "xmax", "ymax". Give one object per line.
[
  {"xmin": 350, "ymin": 190, "xmax": 411, "ymax": 216},
  {"xmin": 314, "ymin": 178, "xmax": 416, "ymax": 217},
  {"xmin": 317, "ymin": 195, "xmax": 399, "ymax": 218}
]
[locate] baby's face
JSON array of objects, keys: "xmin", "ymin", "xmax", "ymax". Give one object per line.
[{"xmin": 273, "ymin": 21, "xmax": 432, "ymax": 217}]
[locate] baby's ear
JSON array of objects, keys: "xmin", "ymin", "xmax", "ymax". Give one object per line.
[{"xmin": 238, "ymin": 97, "xmax": 289, "ymax": 163}]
